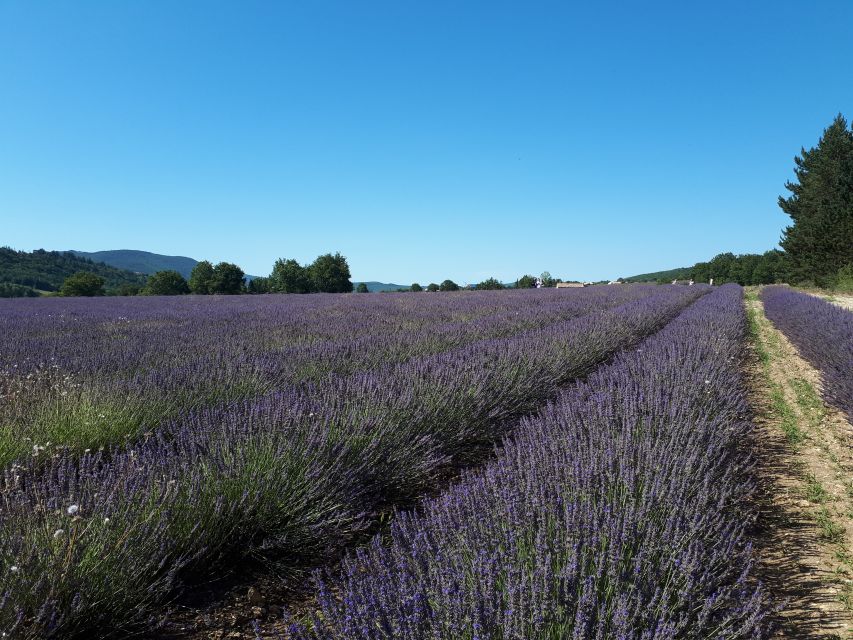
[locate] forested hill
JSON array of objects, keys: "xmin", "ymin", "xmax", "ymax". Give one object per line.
[
  {"xmin": 69, "ymin": 249, "xmax": 199, "ymax": 279},
  {"xmin": 623, "ymin": 266, "xmax": 691, "ymax": 283},
  {"xmin": 624, "ymin": 250, "xmax": 790, "ymax": 286},
  {"xmin": 0, "ymin": 248, "xmax": 147, "ymax": 293}
]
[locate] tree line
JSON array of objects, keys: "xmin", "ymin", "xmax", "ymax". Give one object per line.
[
  {"xmin": 626, "ymin": 114, "xmax": 852, "ymax": 290},
  {"xmin": 53, "ymin": 252, "xmax": 355, "ymax": 297},
  {"xmin": 356, "ymin": 272, "xmax": 574, "ymax": 293}
]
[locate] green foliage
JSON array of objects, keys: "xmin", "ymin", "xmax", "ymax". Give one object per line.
[
  {"xmin": 60, "ymin": 272, "xmax": 106, "ymax": 297},
  {"xmin": 539, "ymin": 271, "xmax": 556, "ymax": 288},
  {"xmin": 410, "ymin": 283, "xmax": 423, "ymax": 292},
  {"xmin": 143, "ymin": 270, "xmax": 190, "ymax": 296},
  {"xmin": 628, "ymin": 251, "xmax": 790, "ymax": 286},
  {"xmin": 689, "ymin": 250, "xmax": 789, "ymax": 285},
  {"xmin": 188, "ymin": 260, "xmax": 216, "ymax": 294},
  {"xmin": 427, "ymin": 283, "xmax": 439, "ymax": 292},
  {"xmin": 356, "ymin": 282, "xmax": 369, "ymax": 293},
  {"xmin": 834, "ymin": 263, "xmax": 853, "ymax": 292},
  {"xmin": 439, "ymin": 279, "xmax": 460, "ymax": 292},
  {"xmin": 114, "ymin": 283, "xmax": 142, "ymax": 296},
  {"xmin": 0, "ymin": 247, "xmax": 146, "ymax": 292},
  {"xmin": 476, "ymin": 277, "xmax": 505, "ymax": 290},
  {"xmin": 0, "ymin": 282, "xmax": 39, "ymax": 297},
  {"xmin": 270, "ymin": 258, "xmax": 313, "ymax": 293},
  {"xmin": 70, "ymin": 250, "xmax": 199, "ymax": 279},
  {"xmin": 247, "ymin": 276, "xmax": 271, "ymax": 294},
  {"xmin": 515, "ymin": 275, "xmax": 536, "ymax": 288},
  {"xmin": 211, "ymin": 262, "xmax": 245, "ymax": 294},
  {"xmin": 624, "ymin": 267, "xmax": 692, "ymax": 283},
  {"xmin": 308, "ymin": 253, "xmax": 353, "ymax": 293},
  {"xmin": 780, "ymin": 114, "xmax": 853, "ymax": 286}
]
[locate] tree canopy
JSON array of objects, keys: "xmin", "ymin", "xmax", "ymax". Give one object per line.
[
  {"xmin": 476, "ymin": 277, "xmax": 505, "ymax": 290},
  {"xmin": 779, "ymin": 114, "xmax": 853, "ymax": 286},
  {"xmin": 515, "ymin": 275, "xmax": 536, "ymax": 288},
  {"xmin": 60, "ymin": 272, "xmax": 106, "ymax": 297},
  {"xmin": 427, "ymin": 283, "xmax": 439, "ymax": 292},
  {"xmin": 246, "ymin": 277, "xmax": 271, "ymax": 294},
  {"xmin": 439, "ymin": 279, "xmax": 460, "ymax": 292},
  {"xmin": 270, "ymin": 258, "xmax": 312, "ymax": 293},
  {"xmin": 188, "ymin": 260, "xmax": 216, "ymax": 294},
  {"xmin": 143, "ymin": 270, "xmax": 190, "ymax": 296},
  {"xmin": 309, "ymin": 253, "xmax": 353, "ymax": 293},
  {"xmin": 211, "ymin": 262, "xmax": 245, "ymax": 294},
  {"xmin": 356, "ymin": 282, "xmax": 369, "ymax": 293},
  {"xmin": 410, "ymin": 283, "xmax": 423, "ymax": 292}
]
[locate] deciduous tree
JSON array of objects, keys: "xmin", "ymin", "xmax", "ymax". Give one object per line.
[
  {"xmin": 143, "ymin": 270, "xmax": 189, "ymax": 296},
  {"xmin": 309, "ymin": 253, "xmax": 353, "ymax": 293},
  {"xmin": 60, "ymin": 272, "xmax": 106, "ymax": 297},
  {"xmin": 189, "ymin": 260, "xmax": 216, "ymax": 294}
]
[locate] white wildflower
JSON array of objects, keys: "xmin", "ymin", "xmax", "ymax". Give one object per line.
[
  {"xmin": 9, "ymin": 566, "xmax": 19, "ymax": 573},
  {"xmin": 53, "ymin": 529, "xmax": 65, "ymax": 539},
  {"xmin": 67, "ymin": 504, "xmax": 79, "ymax": 516}
]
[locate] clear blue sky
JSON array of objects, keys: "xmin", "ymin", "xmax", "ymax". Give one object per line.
[{"xmin": 1, "ymin": 1, "xmax": 851, "ymax": 284}]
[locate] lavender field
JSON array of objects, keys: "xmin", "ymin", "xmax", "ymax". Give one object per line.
[
  {"xmin": 0, "ymin": 285, "xmax": 774, "ymax": 639},
  {"xmin": 761, "ymin": 286, "xmax": 853, "ymax": 423}
]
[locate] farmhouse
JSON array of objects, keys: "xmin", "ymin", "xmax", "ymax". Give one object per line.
[{"xmin": 556, "ymin": 282, "xmax": 585, "ymax": 288}]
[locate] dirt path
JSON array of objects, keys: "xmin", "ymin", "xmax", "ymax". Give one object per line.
[{"xmin": 747, "ymin": 289, "xmax": 853, "ymax": 638}]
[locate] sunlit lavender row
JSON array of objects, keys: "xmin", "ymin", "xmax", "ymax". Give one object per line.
[
  {"xmin": 0, "ymin": 286, "xmax": 705, "ymax": 638},
  {"xmin": 279, "ymin": 285, "xmax": 770, "ymax": 639},
  {"xmin": 0, "ymin": 287, "xmax": 654, "ymax": 468},
  {"xmin": 761, "ymin": 286, "xmax": 853, "ymax": 422}
]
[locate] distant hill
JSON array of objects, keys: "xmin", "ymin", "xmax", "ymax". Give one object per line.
[
  {"xmin": 70, "ymin": 249, "xmax": 199, "ymax": 279},
  {"xmin": 623, "ymin": 266, "xmax": 691, "ymax": 283},
  {"xmin": 0, "ymin": 248, "xmax": 147, "ymax": 293},
  {"xmin": 70, "ymin": 249, "xmax": 261, "ymax": 281},
  {"xmin": 354, "ymin": 281, "xmax": 410, "ymax": 292}
]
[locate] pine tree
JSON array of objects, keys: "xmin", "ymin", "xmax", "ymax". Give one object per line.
[{"xmin": 780, "ymin": 114, "xmax": 853, "ymax": 285}]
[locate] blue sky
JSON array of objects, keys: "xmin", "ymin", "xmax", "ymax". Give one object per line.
[{"xmin": 1, "ymin": 1, "xmax": 851, "ymax": 284}]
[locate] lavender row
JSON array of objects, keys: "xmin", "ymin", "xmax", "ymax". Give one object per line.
[
  {"xmin": 0, "ymin": 287, "xmax": 705, "ymax": 638},
  {"xmin": 761, "ymin": 286, "xmax": 853, "ymax": 422},
  {"xmin": 0, "ymin": 287, "xmax": 654, "ymax": 466},
  {"xmin": 281, "ymin": 284, "xmax": 769, "ymax": 639}
]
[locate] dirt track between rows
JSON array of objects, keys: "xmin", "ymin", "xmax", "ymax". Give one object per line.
[{"xmin": 748, "ymin": 290, "xmax": 853, "ymax": 639}]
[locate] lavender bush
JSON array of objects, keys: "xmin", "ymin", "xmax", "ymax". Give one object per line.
[
  {"xmin": 281, "ymin": 285, "xmax": 770, "ymax": 639},
  {"xmin": 0, "ymin": 287, "xmax": 655, "ymax": 467},
  {"xmin": 0, "ymin": 286, "xmax": 705, "ymax": 638},
  {"xmin": 761, "ymin": 286, "xmax": 853, "ymax": 422}
]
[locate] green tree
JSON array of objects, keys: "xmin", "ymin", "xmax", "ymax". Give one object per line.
[
  {"xmin": 476, "ymin": 277, "xmax": 505, "ymax": 290},
  {"xmin": 309, "ymin": 253, "xmax": 353, "ymax": 293},
  {"xmin": 143, "ymin": 270, "xmax": 190, "ymax": 296},
  {"xmin": 211, "ymin": 262, "xmax": 245, "ymax": 294},
  {"xmin": 780, "ymin": 114, "xmax": 853, "ymax": 286},
  {"xmin": 540, "ymin": 271, "xmax": 556, "ymax": 287},
  {"xmin": 114, "ymin": 283, "xmax": 142, "ymax": 296},
  {"xmin": 269, "ymin": 258, "xmax": 313, "ymax": 293},
  {"xmin": 356, "ymin": 282, "xmax": 369, "ymax": 293},
  {"xmin": 247, "ymin": 276, "xmax": 271, "ymax": 294},
  {"xmin": 439, "ymin": 279, "xmax": 459, "ymax": 292},
  {"xmin": 0, "ymin": 282, "xmax": 38, "ymax": 298},
  {"xmin": 189, "ymin": 260, "xmax": 216, "ymax": 294},
  {"xmin": 426, "ymin": 283, "xmax": 439, "ymax": 292},
  {"xmin": 410, "ymin": 283, "xmax": 423, "ymax": 292},
  {"xmin": 60, "ymin": 272, "xmax": 106, "ymax": 297},
  {"xmin": 515, "ymin": 274, "xmax": 536, "ymax": 288}
]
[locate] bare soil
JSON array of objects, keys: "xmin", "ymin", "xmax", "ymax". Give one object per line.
[{"xmin": 747, "ymin": 291, "xmax": 853, "ymax": 638}]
